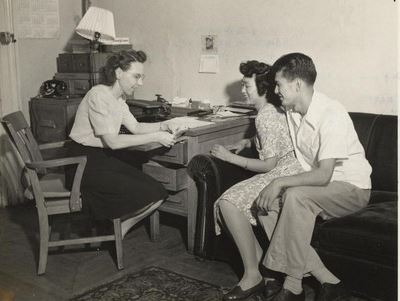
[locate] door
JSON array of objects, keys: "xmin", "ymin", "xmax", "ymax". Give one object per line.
[{"xmin": 0, "ymin": 0, "xmax": 24, "ymax": 206}]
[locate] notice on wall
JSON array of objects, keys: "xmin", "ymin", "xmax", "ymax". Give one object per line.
[
  {"xmin": 199, "ymin": 55, "xmax": 219, "ymax": 73},
  {"xmin": 13, "ymin": 0, "xmax": 60, "ymax": 39}
]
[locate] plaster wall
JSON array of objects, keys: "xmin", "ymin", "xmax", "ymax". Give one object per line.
[{"xmin": 16, "ymin": 0, "xmax": 398, "ymax": 115}]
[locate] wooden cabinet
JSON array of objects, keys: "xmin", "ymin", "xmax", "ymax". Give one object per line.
[
  {"xmin": 55, "ymin": 53, "xmax": 111, "ymax": 96},
  {"xmin": 29, "ymin": 53, "xmax": 111, "ymax": 142},
  {"xmin": 54, "ymin": 73, "xmax": 103, "ymax": 96},
  {"xmin": 56, "ymin": 53, "xmax": 111, "ymax": 73},
  {"xmin": 29, "ymin": 96, "xmax": 82, "ymax": 143}
]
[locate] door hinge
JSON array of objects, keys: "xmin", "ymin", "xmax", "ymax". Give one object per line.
[{"xmin": 0, "ymin": 32, "xmax": 17, "ymax": 45}]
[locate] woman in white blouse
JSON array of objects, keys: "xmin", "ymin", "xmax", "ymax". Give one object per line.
[{"xmin": 67, "ymin": 50, "xmax": 177, "ymax": 225}]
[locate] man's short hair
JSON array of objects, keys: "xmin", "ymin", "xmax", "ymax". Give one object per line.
[{"xmin": 273, "ymin": 53, "xmax": 317, "ymax": 85}]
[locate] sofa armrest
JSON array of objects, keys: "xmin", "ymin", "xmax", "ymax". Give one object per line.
[
  {"xmin": 187, "ymin": 153, "xmax": 256, "ymax": 203},
  {"xmin": 187, "ymin": 153, "xmax": 256, "ymax": 259}
]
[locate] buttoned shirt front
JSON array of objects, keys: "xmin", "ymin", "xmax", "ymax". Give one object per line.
[
  {"xmin": 286, "ymin": 91, "xmax": 372, "ymax": 189},
  {"xmin": 70, "ymin": 85, "xmax": 139, "ymax": 147}
]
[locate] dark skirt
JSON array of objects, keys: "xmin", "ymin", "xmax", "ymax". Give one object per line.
[{"xmin": 66, "ymin": 141, "xmax": 167, "ymax": 220}]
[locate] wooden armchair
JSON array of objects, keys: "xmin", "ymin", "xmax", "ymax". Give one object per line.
[{"xmin": 1, "ymin": 111, "xmax": 162, "ymax": 275}]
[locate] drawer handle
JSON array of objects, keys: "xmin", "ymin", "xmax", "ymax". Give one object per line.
[
  {"xmin": 38, "ymin": 120, "xmax": 56, "ymax": 128},
  {"xmin": 156, "ymin": 177, "xmax": 170, "ymax": 184},
  {"xmin": 75, "ymin": 86, "xmax": 88, "ymax": 91}
]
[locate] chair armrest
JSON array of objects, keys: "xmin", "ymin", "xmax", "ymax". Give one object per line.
[
  {"xmin": 26, "ymin": 156, "xmax": 87, "ymax": 212},
  {"xmin": 187, "ymin": 154, "xmax": 256, "ymax": 204},
  {"xmin": 38, "ymin": 139, "xmax": 72, "ymax": 150},
  {"xmin": 25, "ymin": 156, "xmax": 86, "ymax": 169},
  {"xmin": 187, "ymin": 154, "xmax": 256, "ymax": 258}
]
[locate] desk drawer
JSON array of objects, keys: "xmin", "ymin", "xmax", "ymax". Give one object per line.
[
  {"xmin": 55, "ymin": 73, "xmax": 103, "ymax": 95},
  {"xmin": 166, "ymin": 189, "xmax": 187, "ymax": 207},
  {"xmin": 62, "ymin": 79, "xmax": 91, "ymax": 95},
  {"xmin": 159, "ymin": 189, "xmax": 187, "ymax": 215},
  {"xmin": 143, "ymin": 161, "xmax": 188, "ymax": 191},
  {"xmin": 150, "ymin": 141, "xmax": 188, "ymax": 164}
]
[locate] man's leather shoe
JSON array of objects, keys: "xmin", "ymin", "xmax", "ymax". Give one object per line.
[
  {"xmin": 271, "ymin": 288, "xmax": 305, "ymax": 301},
  {"xmin": 223, "ymin": 279, "xmax": 264, "ymax": 300},
  {"xmin": 317, "ymin": 282, "xmax": 350, "ymax": 301},
  {"xmin": 264, "ymin": 279, "xmax": 283, "ymax": 299}
]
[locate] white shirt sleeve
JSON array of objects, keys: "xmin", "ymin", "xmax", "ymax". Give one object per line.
[
  {"xmin": 121, "ymin": 102, "xmax": 139, "ymax": 132},
  {"xmin": 318, "ymin": 111, "xmax": 348, "ymax": 161},
  {"xmin": 87, "ymin": 90, "xmax": 115, "ymax": 136}
]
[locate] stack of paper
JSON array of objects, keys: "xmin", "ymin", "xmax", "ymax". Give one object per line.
[
  {"xmin": 214, "ymin": 111, "xmax": 241, "ymax": 118},
  {"xmin": 103, "ymin": 37, "xmax": 130, "ymax": 45},
  {"xmin": 165, "ymin": 116, "xmax": 214, "ymax": 129}
]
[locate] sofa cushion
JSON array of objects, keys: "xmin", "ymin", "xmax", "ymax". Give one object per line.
[
  {"xmin": 366, "ymin": 115, "xmax": 398, "ymax": 193},
  {"xmin": 369, "ymin": 190, "xmax": 398, "ymax": 204},
  {"xmin": 349, "ymin": 112, "xmax": 377, "ymax": 151},
  {"xmin": 315, "ymin": 201, "xmax": 397, "ymax": 265}
]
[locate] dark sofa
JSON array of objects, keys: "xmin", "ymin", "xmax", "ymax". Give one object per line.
[{"xmin": 187, "ymin": 112, "xmax": 397, "ymax": 301}]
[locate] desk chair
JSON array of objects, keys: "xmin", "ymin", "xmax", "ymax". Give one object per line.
[{"xmin": 1, "ymin": 111, "xmax": 162, "ymax": 275}]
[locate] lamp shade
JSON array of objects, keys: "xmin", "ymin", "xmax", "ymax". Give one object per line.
[{"xmin": 75, "ymin": 6, "xmax": 116, "ymax": 43}]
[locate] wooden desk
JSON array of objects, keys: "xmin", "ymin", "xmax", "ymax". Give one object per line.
[{"xmin": 138, "ymin": 116, "xmax": 255, "ymax": 253}]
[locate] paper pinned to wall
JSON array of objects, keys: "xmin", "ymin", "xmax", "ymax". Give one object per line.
[
  {"xmin": 199, "ymin": 55, "xmax": 219, "ymax": 73},
  {"xmin": 14, "ymin": 0, "xmax": 60, "ymax": 38}
]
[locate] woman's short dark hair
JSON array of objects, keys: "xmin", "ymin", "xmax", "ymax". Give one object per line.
[
  {"xmin": 103, "ymin": 50, "xmax": 147, "ymax": 85},
  {"xmin": 239, "ymin": 60, "xmax": 281, "ymax": 107},
  {"xmin": 273, "ymin": 53, "xmax": 317, "ymax": 85}
]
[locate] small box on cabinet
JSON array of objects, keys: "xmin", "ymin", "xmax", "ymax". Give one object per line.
[{"xmin": 29, "ymin": 96, "xmax": 82, "ymax": 143}]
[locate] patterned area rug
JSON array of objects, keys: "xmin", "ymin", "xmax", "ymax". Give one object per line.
[{"xmin": 70, "ymin": 266, "xmax": 265, "ymax": 301}]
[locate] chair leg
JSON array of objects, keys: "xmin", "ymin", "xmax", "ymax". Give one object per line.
[
  {"xmin": 150, "ymin": 210, "xmax": 160, "ymax": 242},
  {"xmin": 121, "ymin": 200, "xmax": 163, "ymax": 239},
  {"xmin": 37, "ymin": 215, "xmax": 50, "ymax": 275},
  {"xmin": 113, "ymin": 218, "xmax": 124, "ymax": 270}
]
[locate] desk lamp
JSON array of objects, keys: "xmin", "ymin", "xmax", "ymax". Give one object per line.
[{"xmin": 75, "ymin": 6, "xmax": 116, "ymax": 52}]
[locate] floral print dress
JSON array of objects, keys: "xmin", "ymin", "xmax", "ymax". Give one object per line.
[{"xmin": 214, "ymin": 103, "xmax": 304, "ymax": 235}]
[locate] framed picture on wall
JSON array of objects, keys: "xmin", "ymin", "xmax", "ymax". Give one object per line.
[{"xmin": 201, "ymin": 35, "xmax": 217, "ymax": 54}]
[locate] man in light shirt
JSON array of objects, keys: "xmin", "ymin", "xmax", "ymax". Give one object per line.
[{"xmin": 256, "ymin": 53, "xmax": 372, "ymax": 301}]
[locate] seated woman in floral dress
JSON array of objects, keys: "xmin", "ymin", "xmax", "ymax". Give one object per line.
[{"xmin": 210, "ymin": 60, "xmax": 303, "ymax": 301}]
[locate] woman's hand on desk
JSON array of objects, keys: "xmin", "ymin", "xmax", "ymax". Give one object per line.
[
  {"xmin": 154, "ymin": 131, "xmax": 176, "ymax": 148},
  {"xmin": 163, "ymin": 122, "xmax": 189, "ymax": 136},
  {"xmin": 210, "ymin": 144, "xmax": 233, "ymax": 162},
  {"xmin": 225, "ymin": 139, "xmax": 251, "ymax": 154}
]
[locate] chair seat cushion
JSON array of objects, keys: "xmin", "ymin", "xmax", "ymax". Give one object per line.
[
  {"xmin": 24, "ymin": 172, "xmax": 68, "ymax": 200},
  {"xmin": 315, "ymin": 201, "xmax": 397, "ymax": 265}
]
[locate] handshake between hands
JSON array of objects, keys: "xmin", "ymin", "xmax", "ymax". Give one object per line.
[{"xmin": 157, "ymin": 122, "xmax": 189, "ymax": 148}]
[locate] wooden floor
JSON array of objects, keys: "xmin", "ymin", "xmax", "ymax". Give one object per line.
[
  {"xmin": 0, "ymin": 203, "xmax": 241, "ymax": 301},
  {"xmin": 0, "ymin": 203, "xmax": 367, "ymax": 301}
]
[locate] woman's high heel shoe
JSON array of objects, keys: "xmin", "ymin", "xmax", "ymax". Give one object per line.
[{"xmin": 223, "ymin": 279, "xmax": 265, "ymax": 300}]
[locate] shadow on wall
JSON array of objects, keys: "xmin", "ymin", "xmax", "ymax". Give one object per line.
[{"xmin": 225, "ymin": 80, "xmax": 246, "ymax": 105}]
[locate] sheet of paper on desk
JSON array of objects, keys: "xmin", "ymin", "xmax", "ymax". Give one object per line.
[
  {"xmin": 165, "ymin": 116, "xmax": 214, "ymax": 129},
  {"xmin": 225, "ymin": 107, "xmax": 254, "ymax": 114},
  {"xmin": 215, "ymin": 111, "xmax": 241, "ymax": 118}
]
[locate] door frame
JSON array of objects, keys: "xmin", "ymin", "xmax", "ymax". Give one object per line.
[
  {"xmin": 0, "ymin": 0, "xmax": 20, "ymax": 113},
  {"xmin": 0, "ymin": 0, "xmax": 23, "ymax": 206}
]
